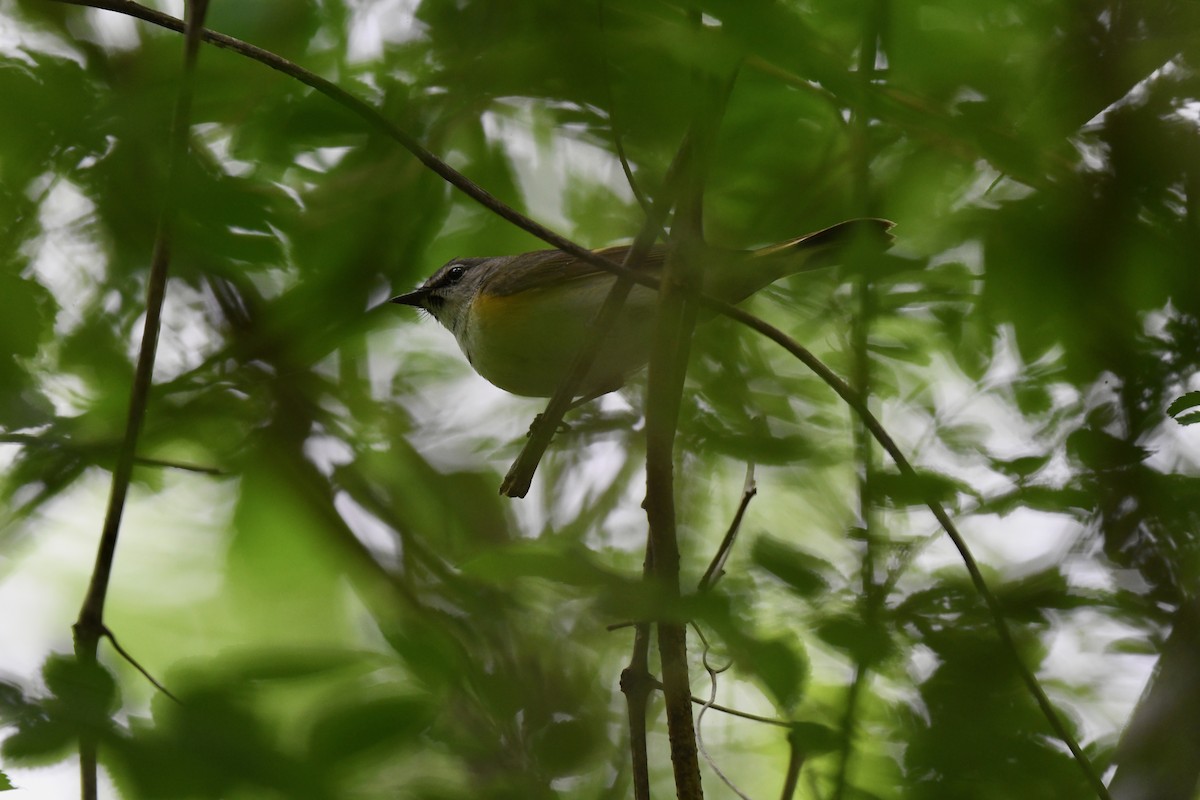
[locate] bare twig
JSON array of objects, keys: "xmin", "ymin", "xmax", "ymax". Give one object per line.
[
  {"xmin": 596, "ymin": 0, "xmax": 655, "ymax": 220},
  {"xmin": 779, "ymin": 729, "xmax": 806, "ymax": 800},
  {"xmin": 70, "ymin": 2, "xmax": 210, "ymax": 798},
  {"xmin": 101, "ymin": 627, "xmax": 180, "ymax": 704},
  {"xmin": 0, "ymin": 434, "xmax": 225, "ymax": 474},
  {"xmin": 130, "ymin": 456, "xmax": 225, "ymax": 475},
  {"xmin": 698, "ymin": 462, "xmax": 757, "ymax": 592},
  {"xmin": 640, "ymin": 41, "xmax": 735, "ymax": 800},
  {"xmin": 621, "ymin": 625, "xmax": 655, "ymax": 800},
  {"xmin": 642, "ymin": 182, "xmax": 704, "ymax": 800},
  {"xmin": 693, "ymin": 626, "xmax": 751, "ymax": 800},
  {"xmin": 649, "ymin": 674, "xmax": 794, "ymax": 726},
  {"xmin": 646, "ymin": 331, "xmax": 704, "ymax": 796}
]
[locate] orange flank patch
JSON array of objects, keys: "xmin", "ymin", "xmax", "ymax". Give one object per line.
[{"xmin": 465, "ymin": 283, "xmax": 657, "ymax": 397}]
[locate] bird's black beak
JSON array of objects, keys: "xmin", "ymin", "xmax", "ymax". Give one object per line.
[{"xmin": 389, "ymin": 288, "xmax": 429, "ymax": 308}]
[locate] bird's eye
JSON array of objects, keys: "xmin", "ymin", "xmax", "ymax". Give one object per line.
[{"xmin": 446, "ymin": 264, "xmax": 466, "ymax": 284}]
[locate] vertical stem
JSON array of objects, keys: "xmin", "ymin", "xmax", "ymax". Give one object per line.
[
  {"xmin": 72, "ymin": 3, "xmax": 209, "ymax": 798},
  {"xmin": 623, "ymin": 537, "xmax": 657, "ymax": 800},
  {"xmin": 644, "ymin": 242, "xmax": 703, "ymax": 798},
  {"xmin": 778, "ymin": 728, "xmax": 807, "ymax": 800},
  {"xmin": 641, "ymin": 81, "xmax": 715, "ymax": 800},
  {"xmin": 833, "ymin": 3, "xmax": 885, "ymax": 798}
]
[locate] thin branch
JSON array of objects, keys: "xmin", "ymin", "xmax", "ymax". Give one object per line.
[
  {"xmin": 643, "ymin": 188, "xmax": 704, "ymax": 800},
  {"xmin": 684, "ymin": 692, "xmax": 789, "ymax": 728},
  {"xmin": 832, "ymin": 669, "xmax": 868, "ymax": 800},
  {"xmin": 715, "ymin": 302, "xmax": 1114, "ymax": 800},
  {"xmin": 641, "ymin": 39, "xmax": 734, "ymax": 800},
  {"xmin": 621, "ymin": 625, "xmax": 655, "ymax": 800},
  {"xmin": 779, "ymin": 729, "xmax": 806, "ymax": 800},
  {"xmin": 48, "ymin": 0, "xmax": 598, "ymax": 284},
  {"xmin": 0, "ymin": 434, "xmax": 225, "ymax": 475},
  {"xmin": 72, "ymin": 0, "xmax": 207, "ymax": 640},
  {"xmin": 698, "ymin": 461, "xmax": 757, "ymax": 592},
  {"xmin": 596, "ymin": 0, "xmax": 655, "ymax": 220},
  {"xmin": 101, "ymin": 627, "xmax": 180, "ymax": 704},
  {"xmin": 71, "ymin": 2, "xmax": 209, "ymax": 798},
  {"xmin": 694, "ymin": 626, "xmax": 752, "ymax": 800},
  {"xmin": 130, "ymin": 456, "xmax": 226, "ymax": 475}
]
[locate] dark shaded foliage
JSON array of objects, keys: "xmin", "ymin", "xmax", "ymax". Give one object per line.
[{"xmin": 2, "ymin": 0, "xmax": 1198, "ymax": 798}]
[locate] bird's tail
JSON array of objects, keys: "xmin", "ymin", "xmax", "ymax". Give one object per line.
[
  {"xmin": 753, "ymin": 217, "xmax": 895, "ymax": 262},
  {"xmin": 711, "ymin": 218, "xmax": 895, "ymax": 304}
]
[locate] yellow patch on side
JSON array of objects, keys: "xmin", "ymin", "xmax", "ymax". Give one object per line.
[{"xmin": 465, "ymin": 282, "xmax": 658, "ymax": 397}]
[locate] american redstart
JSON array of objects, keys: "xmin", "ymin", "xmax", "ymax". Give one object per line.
[{"xmin": 391, "ymin": 218, "xmax": 894, "ymax": 399}]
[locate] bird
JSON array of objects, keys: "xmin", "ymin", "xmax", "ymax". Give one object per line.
[{"xmin": 391, "ymin": 218, "xmax": 894, "ymax": 400}]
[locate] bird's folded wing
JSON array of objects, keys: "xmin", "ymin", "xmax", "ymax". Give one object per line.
[{"xmin": 484, "ymin": 244, "xmax": 669, "ymax": 296}]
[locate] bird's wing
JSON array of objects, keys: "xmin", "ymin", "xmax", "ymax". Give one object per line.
[{"xmin": 484, "ymin": 244, "xmax": 669, "ymax": 296}]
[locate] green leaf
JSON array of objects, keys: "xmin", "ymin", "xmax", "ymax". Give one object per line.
[
  {"xmin": 0, "ymin": 273, "xmax": 52, "ymax": 360},
  {"xmin": 751, "ymin": 535, "xmax": 831, "ymax": 597},
  {"xmin": 692, "ymin": 594, "xmax": 809, "ymax": 711},
  {"xmin": 1, "ymin": 716, "xmax": 73, "ymax": 764},
  {"xmin": 531, "ymin": 715, "xmax": 603, "ymax": 776},
  {"xmin": 1066, "ymin": 428, "xmax": 1150, "ymax": 470},
  {"xmin": 732, "ymin": 635, "xmax": 808, "ymax": 712},
  {"xmin": 867, "ymin": 340, "xmax": 933, "ymax": 366},
  {"xmin": 0, "ymin": 682, "xmax": 29, "ymax": 722},
  {"xmin": 873, "ymin": 468, "xmax": 973, "ymax": 508},
  {"xmin": 1013, "ymin": 380, "xmax": 1054, "ymax": 416},
  {"xmin": 1167, "ymin": 391, "xmax": 1200, "ymax": 420},
  {"xmin": 0, "ymin": 663, "xmax": 104, "ymax": 765},
  {"xmin": 1106, "ymin": 636, "xmax": 1158, "ymax": 656},
  {"xmin": 119, "ymin": 687, "xmax": 334, "ymax": 799},
  {"xmin": 977, "ymin": 485, "xmax": 1095, "ymax": 517},
  {"xmin": 1167, "ymin": 391, "xmax": 1200, "ymax": 426},
  {"xmin": 219, "ymin": 648, "xmax": 380, "ymax": 683},
  {"xmin": 990, "ymin": 454, "xmax": 1052, "ymax": 481},
  {"xmin": 994, "ymin": 569, "xmax": 1080, "ymax": 623},
  {"xmin": 815, "ymin": 614, "xmax": 894, "ymax": 667},
  {"xmin": 461, "ymin": 541, "xmax": 625, "ymax": 588},
  {"xmin": 788, "ymin": 722, "xmax": 840, "ymax": 755},
  {"xmin": 307, "ymin": 695, "xmax": 434, "ymax": 765},
  {"xmin": 40, "ymin": 656, "xmax": 118, "ymax": 740}
]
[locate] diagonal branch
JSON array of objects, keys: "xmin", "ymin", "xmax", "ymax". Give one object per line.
[
  {"xmin": 698, "ymin": 462, "xmax": 757, "ymax": 593},
  {"xmin": 47, "ymin": 0, "xmax": 595, "ymax": 272},
  {"xmin": 70, "ymin": 3, "xmax": 210, "ymax": 798},
  {"xmin": 715, "ymin": 301, "xmax": 1114, "ymax": 800}
]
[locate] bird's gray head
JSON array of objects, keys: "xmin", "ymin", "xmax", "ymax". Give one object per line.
[{"xmin": 390, "ymin": 257, "xmax": 491, "ymax": 334}]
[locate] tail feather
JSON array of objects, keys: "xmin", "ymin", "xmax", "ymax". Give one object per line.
[
  {"xmin": 711, "ymin": 218, "xmax": 894, "ymax": 303},
  {"xmin": 753, "ymin": 218, "xmax": 895, "ymax": 260}
]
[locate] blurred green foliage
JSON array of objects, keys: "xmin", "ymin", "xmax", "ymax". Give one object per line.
[{"xmin": 2, "ymin": 0, "xmax": 1199, "ymax": 798}]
